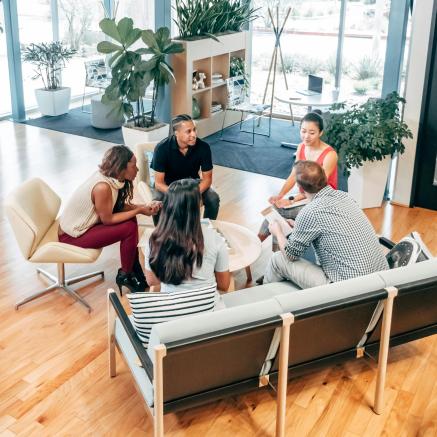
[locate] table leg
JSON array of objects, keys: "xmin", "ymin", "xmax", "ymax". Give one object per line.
[
  {"xmin": 245, "ymin": 266, "xmax": 252, "ymax": 283},
  {"xmin": 228, "ymin": 275, "xmax": 236, "ymax": 292}
]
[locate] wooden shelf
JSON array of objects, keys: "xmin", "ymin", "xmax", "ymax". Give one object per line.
[
  {"xmin": 171, "ymin": 31, "xmax": 250, "ymax": 137},
  {"xmin": 193, "ymin": 87, "xmax": 211, "ymax": 94}
]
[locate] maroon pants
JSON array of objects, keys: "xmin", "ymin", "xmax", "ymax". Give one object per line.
[{"xmin": 59, "ymin": 218, "xmax": 139, "ymax": 273}]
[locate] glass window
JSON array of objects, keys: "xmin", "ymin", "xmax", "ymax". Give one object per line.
[
  {"xmin": 341, "ymin": 0, "xmax": 390, "ymax": 103},
  {"xmin": 117, "ymin": 0, "xmax": 155, "ymax": 31},
  {"xmin": 58, "ymin": 0, "xmax": 106, "ymax": 100},
  {"xmin": 17, "ymin": 0, "xmax": 53, "ymax": 110},
  {"xmin": 251, "ymin": 0, "xmax": 341, "ymax": 117},
  {"xmin": 0, "ymin": 1, "xmax": 12, "ymax": 116}
]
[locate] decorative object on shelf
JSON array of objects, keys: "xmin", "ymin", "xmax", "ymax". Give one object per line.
[
  {"xmin": 174, "ymin": 0, "xmax": 258, "ymax": 41},
  {"xmin": 212, "ymin": 73, "xmax": 225, "ymax": 86},
  {"xmin": 22, "ymin": 41, "xmax": 77, "ymax": 116},
  {"xmin": 192, "ymin": 70, "xmax": 199, "ymax": 90},
  {"xmin": 197, "ymin": 72, "xmax": 206, "ymax": 89},
  {"xmin": 262, "ymin": 7, "xmax": 295, "ymax": 125},
  {"xmin": 97, "ymin": 18, "xmax": 184, "ymax": 144},
  {"xmin": 323, "ymin": 92, "xmax": 413, "ymax": 208},
  {"xmin": 192, "ymin": 97, "xmax": 201, "ymax": 119}
]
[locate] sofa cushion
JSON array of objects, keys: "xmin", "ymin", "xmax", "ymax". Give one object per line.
[
  {"xmin": 147, "ymin": 298, "xmax": 284, "ymax": 363},
  {"xmin": 222, "ymin": 281, "xmax": 300, "ymax": 308},
  {"xmin": 274, "ymin": 272, "xmax": 386, "ymax": 313},
  {"xmin": 127, "ymin": 284, "xmax": 217, "ymax": 345},
  {"xmin": 377, "ymin": 258, "xmax": 437, "ymax": 288}
]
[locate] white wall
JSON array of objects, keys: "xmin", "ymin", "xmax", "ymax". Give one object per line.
[{"xmin": 392, "ymin": 0, "xmax": 435, "ymax": 206}]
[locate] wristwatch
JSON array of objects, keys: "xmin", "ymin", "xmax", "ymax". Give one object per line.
[{"xmin": 288, "ymin": 195, "xmax": 295, "ymax": 201}]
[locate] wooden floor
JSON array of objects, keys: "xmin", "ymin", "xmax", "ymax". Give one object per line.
[{"xmin": 0, "ymin": 120, "xmax": 436, "ymax": 436}]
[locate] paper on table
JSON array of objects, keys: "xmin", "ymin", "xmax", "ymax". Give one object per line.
[{"xmin": 261, "ymin": 206, "xmax": 293, "ymax": 235}]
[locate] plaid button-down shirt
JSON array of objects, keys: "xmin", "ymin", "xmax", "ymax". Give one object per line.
[{"xmin": 285, "ymin": 186, "xmax": 388, "ymax": 282}]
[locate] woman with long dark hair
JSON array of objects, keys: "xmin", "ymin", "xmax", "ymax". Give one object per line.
[
  {"xmin": 144, "ymin": 178, "xmax": 230, "ymax": 295},
  {"xmin": 59, "ymin": 145, "xmax": 161, "ymax": 293}
]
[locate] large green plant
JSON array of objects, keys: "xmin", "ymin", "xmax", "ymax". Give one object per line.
[
  {"xmin": 174, "ymin": 0, "xmax": 258, "ymax": 40},
  {"xmin": 97, "ymin": 18, "xmax": 183, "ymax": 127},
  {"xmin": 322, "ymin": 92, "xmax": 413, "ymax": 175},
  {"xmin": 22, "ymin": 42, "xmax": 76, "ymax": 90}
]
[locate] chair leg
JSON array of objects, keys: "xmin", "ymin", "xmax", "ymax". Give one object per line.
[
  {"xmin": 220, "ymin": 109, "xmax": 227, "ymax": 138},
  {"xmin": 15, "ymin": 283, "xmax": 59, "ymax": 310},
  {"xmin": 15, "ymin": 263, "xmax": 104, "ymax": 312}
]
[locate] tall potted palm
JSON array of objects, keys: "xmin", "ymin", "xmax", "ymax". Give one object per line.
[
  {"xmin": 22, "ymin": 42, "xmax": 76, "ymax": 116},
  {"xmin": 323, "ymin": 92, "xmax": 413, "ymax": 209},
  {"xmin": 97, "ymin": 18, "xmax": 184, "ymax": 145}
]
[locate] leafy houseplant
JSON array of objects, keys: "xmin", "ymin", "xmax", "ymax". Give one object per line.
[
  {"xmin": 22, "ymin": 42, "xmax": 77, "ymax": 90},
  {"xmin": 322, "ymin": 92, "xmax": 413, "ymax": 208},
  {"xmin": 322, "ymin": 92, "xmax": 413, "ymax": 175},
  {"xmin": 22, "ymin": 41, "xmax": 76, "ymax": 116},
  {"xmin": 174, "ymin": 0, "xmax": 258, "ymax": 40},
  {"xmin": 97, "ymin": 18, "xmax": 183, "ymax": 130}
]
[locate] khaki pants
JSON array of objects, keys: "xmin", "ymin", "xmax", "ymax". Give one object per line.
[{"xmin": 264, "ymin": 251, "xmax": 331, "ymax": 289}]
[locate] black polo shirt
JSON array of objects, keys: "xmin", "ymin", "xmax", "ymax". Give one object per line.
[{"xmin": 151, "ymin": 136, "xmax": 213, "ymax": 185}]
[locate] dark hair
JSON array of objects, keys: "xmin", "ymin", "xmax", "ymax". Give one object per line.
[
  {"xmin": 295, "ymin": 160, "xmax": 327, "ymax": 194},
  {"xmin": 149, "ymin": 178, "xmax": 204, "ymax": 285},
  {"xmin": 301, "ymin": 110, "xmax": 324, "ymax": 131},
  {"xmin": 99, "ymin": 145, "xmax": 134, "ymax": 212},
  {"xmin": 170, "ymin": 114, "xmax": 193, "ymax": 134}
]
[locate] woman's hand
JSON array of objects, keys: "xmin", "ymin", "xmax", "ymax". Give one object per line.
[
  {"xmin": 139, "ymin": 201, "xmax": 162, "ymax": 216},
  {"xmin": 274, "ymin": 198, "xmax": 293, "ymax": 209},
  {"xmin": 268, "ymin": 195, "xmax": 282, "ymax": 205}
]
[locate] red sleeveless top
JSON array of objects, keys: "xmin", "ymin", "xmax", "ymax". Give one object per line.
[{"xmin": 297, "ymin": 143, "xmax": 338, "ymax": 192}]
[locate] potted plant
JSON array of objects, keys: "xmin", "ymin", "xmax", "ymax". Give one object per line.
[
  {"xmin": 174, "ymin": 0, "xmax": 258, "ymax": 40},
  {"xmin": 322, "ymin": 92, "xmax": 413, "ymax": 209},
  {"xmin": 22, "ymin": 42, "xmax": 76, "ymax": 116},
  {"xmin": 97, "ymin": 18, "xmax": 184, "ymax": 145}
]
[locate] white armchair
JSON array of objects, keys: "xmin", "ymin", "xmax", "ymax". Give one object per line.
[{"xmin": 4, "ymin": 178, "xmax": 104, "ymax": 312}]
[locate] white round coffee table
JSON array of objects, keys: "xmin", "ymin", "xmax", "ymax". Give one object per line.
[{"xmin": 211, "ymin": 220, "xmax": 262, "ymax": 290}]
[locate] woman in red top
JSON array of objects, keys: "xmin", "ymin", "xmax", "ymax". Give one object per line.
[{"xmin": 258, "ymin": 111, "xmax": 338, "ymax": 241}]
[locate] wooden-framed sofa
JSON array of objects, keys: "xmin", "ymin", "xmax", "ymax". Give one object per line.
[{"xmin": 107, "ymin": 275, "xmax": 407, "ymax": 436}]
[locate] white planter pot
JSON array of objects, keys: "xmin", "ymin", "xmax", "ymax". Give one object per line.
[
  {"xmin": 348, "ymin": 157, "xmax": 391, "ymax": 209},
  {"xmin": 122, "ymin": 123, "xmax": 169, "ymax": 147},
  {"xmin": 35, "ymin": 87, "xmax": 71, "ymax": 116}
]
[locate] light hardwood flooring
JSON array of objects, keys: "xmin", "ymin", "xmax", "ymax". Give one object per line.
[{"xmin": 0, "ymin": 120, "xmax": 436, "ymax": 436}]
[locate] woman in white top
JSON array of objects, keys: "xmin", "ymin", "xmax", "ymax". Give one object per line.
[
  {"xmin": 59, "ymin": 145, "xmax": 161, "ymax": 293},
  {"xmin": 145, "ymin": 178, "xmax": 231, "ymax": 294}
]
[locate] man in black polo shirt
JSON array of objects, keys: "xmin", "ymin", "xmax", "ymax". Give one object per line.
[{"xmin": 151, "ymin": 114, "xmax": 220, "ymax": 223}]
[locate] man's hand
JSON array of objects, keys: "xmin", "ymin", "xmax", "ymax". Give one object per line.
[
  {"xmin": 286, "ymin": 219, "xmax": 295, "ymax": 228},
  {"xmin": 139, "ymin": 201, "xmax": 162, "ymax": 216},
  {"xmin": 268, "ymin": 220, "xmax": 283, "ymax": 238}
]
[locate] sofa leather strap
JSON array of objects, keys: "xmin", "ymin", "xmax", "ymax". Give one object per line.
[
  {"xmin": 259, "ymin": 327, "xmax": 282, "ymax": 379},
  {"xmin": 356, "ymin": 300, "xmax": 385, "ymax": 352}
]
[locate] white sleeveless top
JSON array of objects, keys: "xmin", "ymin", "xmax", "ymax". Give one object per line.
[{"xmin": 60, "ymin": 171, "xmax": 125, "ymax": 237}]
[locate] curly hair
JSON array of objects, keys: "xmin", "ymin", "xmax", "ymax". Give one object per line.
[{"xmin": 99, "ymin": 145, "xmax": 134, "ymax": 212}]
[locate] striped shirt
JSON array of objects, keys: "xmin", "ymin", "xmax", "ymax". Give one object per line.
[{"xmin": 285, "ymin": 186, "xmax": 388, "ymax": 282}]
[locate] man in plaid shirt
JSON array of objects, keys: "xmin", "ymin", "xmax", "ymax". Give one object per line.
[{"xmin": 264, "ymin": 161, "xmax": 388, "ymax": 289}]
